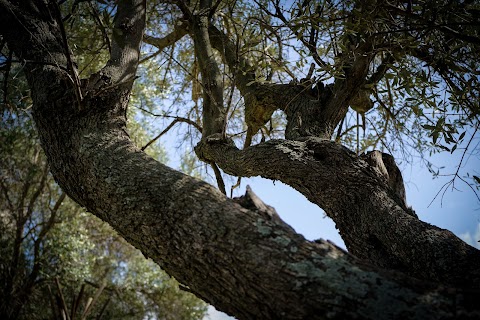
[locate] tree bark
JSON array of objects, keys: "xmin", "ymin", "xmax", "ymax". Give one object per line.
[{"xmin": 1, "ymin": 1, "xmax": 479, "ymax": 319}]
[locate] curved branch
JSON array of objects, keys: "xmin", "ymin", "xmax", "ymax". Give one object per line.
[
  {"xmin": 195, "ymin": 136, "xmax": 480, "ymax": 289},
  {"xmin": 141, "ymin": 117, "xmax": 201, "ymax": 151},
  {"xmin": 143, "ymin": 21, "xmax": 189, "ymax": 57}
]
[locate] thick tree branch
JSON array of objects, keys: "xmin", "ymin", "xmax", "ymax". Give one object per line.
[
  {"xmin": 143, "ymin": 21, "xmax": 189, "ymax": 57},
  {"xmin": 367, "ymin": 53, "xmax": 394, "ymax": 85},
  {"xmin": 207, "ymin": 18, "xmax": 345, "ymax": 142},
  {"xmin": 324, "ymin": 44, "xmax": 374, "ymax": 136},
  {"xmin": 195, "ymin": 136, "xmax": 480, "ymax": 289},
  {"xmin": 207, "ymin": 22, "xmax": 339, "ymax": 142},
  {"xmin": 208, "ymin": 23, "xmax": 283, "ymax": 145}
]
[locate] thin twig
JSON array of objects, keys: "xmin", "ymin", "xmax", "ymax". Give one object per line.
[
  {"xmin": 428, "ymin": 124, "xmax": 480, "ymax": 206},
  {"xmin": 136, "ymin": 107, "xmax": 203, "ymax": 131},
  {"xmin": 210, "ymin": 162, "xmax": 226, "ymax": 195},
  {"xmin": 88, "ymin": 1, "xmax": 111, "ymax": 54},
  {"xmin": 55, "ymin": 277, "xmax": 70, "ymax": 320},
  {"xmin": 141, "ymin": 117, "xmax": 202, "ymax": 151}
]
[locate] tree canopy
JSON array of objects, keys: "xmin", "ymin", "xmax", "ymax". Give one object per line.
[{"xmin": 1, "ymin": 0, "xmax": 479, "ymax": 319}]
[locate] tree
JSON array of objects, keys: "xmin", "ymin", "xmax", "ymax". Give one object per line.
[{"xmin": 0, "ymin": 0, "xmax": 479, "ymax": 319}]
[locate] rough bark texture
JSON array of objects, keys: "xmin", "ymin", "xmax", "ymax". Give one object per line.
[{"xmin": 1, "ymin": 1, "xmax": 480, "ymax": 319}]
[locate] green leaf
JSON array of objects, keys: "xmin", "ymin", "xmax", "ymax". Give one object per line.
[
  {"xmin": 432, "ymin": 131, "xmax": 439, "ymax": 145},
  {"xmin": 384, "ymin": 73, "xmax": 395, "ymax": 79},
  {"xmin": 422, "ymin": 124, "xmax": 436, "ymax": 130},
  {"xmin": 450, "ymin": 144, "xmax": 457, "ymax": 153}
]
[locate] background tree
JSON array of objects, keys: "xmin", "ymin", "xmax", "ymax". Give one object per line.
[{"xmin": 0, "ymin": 0, "xmax": 479, "ymax": 319}]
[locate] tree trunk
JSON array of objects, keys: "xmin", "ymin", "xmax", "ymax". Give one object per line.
[{"xmin": 1, "ymin": 1, "xmax": 479, "ymax": 319}]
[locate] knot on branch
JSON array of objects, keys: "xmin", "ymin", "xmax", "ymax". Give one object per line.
[
  {"xmin": 304, "ymin": 137, "xmax": 356, "ymax": 163},
  {"xmin": 194, "ymin": 133, "xmax": 236, "ymax": 162},
  {"xmin": 119, "ymin": 17, "xmax": 135, "ymax": 34},
  {"xmin": 83, "ymin": 72, "xmax": 112, "ymax": 93},
  {"xmin": 233, "ymin": 185, "xmax": 282, "ymax": 223}
]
